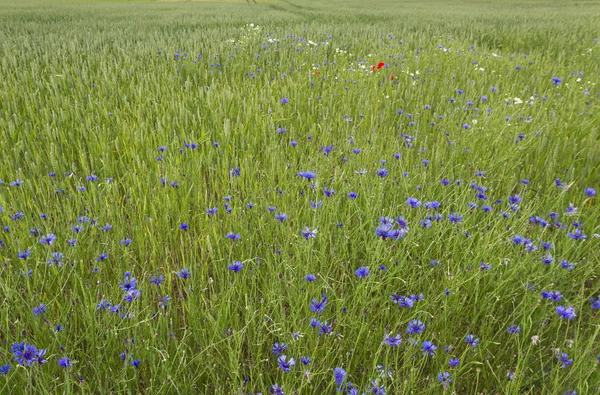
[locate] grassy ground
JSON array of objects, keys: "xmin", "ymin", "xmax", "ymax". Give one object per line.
[{"xmin": 0, "ymin": 0, "xmax": 599, "ymax": 393}]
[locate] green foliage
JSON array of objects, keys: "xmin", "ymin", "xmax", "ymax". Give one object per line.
[{"xmin": 0, "ymin": 0, "xmax": 599, "ymax": 393}]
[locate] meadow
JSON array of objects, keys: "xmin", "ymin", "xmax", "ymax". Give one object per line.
[{"xmin": 0, "ymin": 0, "xmax": 599, "ymax": 393}]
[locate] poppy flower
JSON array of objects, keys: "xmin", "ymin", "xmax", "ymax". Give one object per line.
[{"xmin": 390, "ymin": 74, "xmax": 395, "ymax": 80}]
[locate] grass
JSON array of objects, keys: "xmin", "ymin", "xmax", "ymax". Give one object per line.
[{"xmin": 0, "ymin": 0, "xmax": 599, "ymax": 393}]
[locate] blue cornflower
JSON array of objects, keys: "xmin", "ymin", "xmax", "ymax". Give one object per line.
[
  {"xmin": 310, "ymin": 293, "xmax": 328, "ymax": 313},
  {"xmin": 206, "ymin": 207, "xmax": 218, "ymax": 216},
  {"xmin": 406, "ymin": 197, "xmax": 421, "ymax": 208},
  {"xmin": 421, "ymin": 341, "xmax": 437, "ymax": 356},
  {"xmin": 551, "ymin": 77, "xmax": 562, "ymax": 86},
  {"xmin": 542, "ymin": 290, "xmax": 563, "ymax": 301},
  {"xmin": 272, "ymin": 342, "xmax": 287, "ymax": 355},
  {"xmin": 368, "ymin": 380, "xmax": 385, "ymax": 394},
  {"xmin": 301, "ymin": 356, "xmax": 311, "ymax": 365},
  {"xmin": 305, "ymin": 274, "xmax": 317, "ymax": 282},
  {"xmin": 96, "ymin": 252, "xmax": 108, "ymax": 261},
  {"xmin": 568, "ymin": 228, "xmax": 587, "ymax": 240},
  {"xmin": 33, "ymin": 303, "xmax": 46, "ymax": 317},
  {"xmin": 556, "ymin": 305, "xmax": 577, "ymax": 320},
  {"xmin": 179, "ymin": 223, "xmax": 188, "ymax": 230},
  {"xmin": 376, "ymin": 168, "xmax": 388, "ymax": 177},
  {"xmin": 347, "ymin": 191, "xmax": 358, "ymax": 199},
  {"xmin": 150, "ymin": 274, "xmax": 164, "ymax": 286},
  {"xmin": 507, "ymin": 325, "xmax": 521, "ymax": 334},
  {"xmin": 590, "ymin": 296, "xmax": 600, "ymax": 309},
  {"xmin": 301, "ymin": 227, "xmax": 317, "ymax": 239},
  {"xmin": 119, "ymin": 274, "xmax": 137, "ymax": 292},
  {"xmin": 541, "ymin": 254, "xmax": 553, "ymax": 265},
  {"xmin": 390, "ymin": 293, "xmax": 414, "ymax": 308},
  {"xmin": 406, "ymin": 320, "xmax": 425, "ymax": 335},
  {"xmin": 58, "ymin": 357, "xmax": 73, "ymax": 368},
  {"xmin": 424, "ymin": 201, "xmax": 441, "ymax": 210},
  {"xmin": 270, "ymin": 383, "xmax": 285, "ymax": 395},
  {"xmin": 17, "ymin": 250, "xmax": 31, "ymax": 260},
  {"xmin": 124, "ymin": 290, "xmax": 141, "ymax": 302},
  {"xmin": 275, "ymin": 213, "xmax": 288, "ymax": 222},
  {"xmin": 277, "ymin": 355, "xmax": 295, "ymax": 372},
  {"xmin": 584, "ymin": 188, "xmax": 596, "ymax": 197},
  {"xmin": 177, "ymin": 268, "xmax": 191, "ymax": 279},
  {"xmin": 0, "ymin": 365, "xmax": 10, "ymax": 376},
  {"xmin": 333, "ymin": 367, "xmax": 346, "ymax": 387},
  {"xmin": 96, "ymin": 299, "xmax": 111, "ymax": 310},
  {"xmin": 228, "ymin": 261, "xmax": 243, "ymax": 272},
  {"xmin": 382, "ymin": 333, "xmax": 402, "ymax": 346},
  {"xmin": 355, "ymin": 266, "xmax": 370, "ymax": 278},
  {"xmin": 225, "ymin": 232, "xmax": 241, "ymax": 240},
  {"xmin": 120, "ymin": 238, "xmax": 132, "ymax": 246},
  {"xmin": 132, "ymin": 359, "xmax": 141, "ymax": 368},
  {"xmin": 465, "ymin": 335, "xmax": 479, "ymax": 347},
  {"xmin": 39, "ymin": 234, "xmax": 57, "ymax": 246},
  {"xmin": 448, "ymin": 213, "xmax": 463, "ymax": 224},
  {"xmin": 448, "ymin": 358, "xmax": 460, "ymax": 367},
  {"xmin": 47, "ymin": 252, "xmax": 63, "ymax": 266},
  {"xmin": 437, "ymin": 372, "xmax": 452, "ymax": 385},
  {"xmin": 557, "ymin": 352, "xmax": 573, "ymax": 368},
  {"xmin": 297, "ymin": 171, "xmax": 316, "ymax": 180},
  {"xmin": 281, "ymin": 97, "xmax": 289, "ymax": 104}
]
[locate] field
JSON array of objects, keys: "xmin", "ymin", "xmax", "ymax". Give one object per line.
[{"xmin": 0, "ymin": 0, "xmax": 599, "ymax": 393}]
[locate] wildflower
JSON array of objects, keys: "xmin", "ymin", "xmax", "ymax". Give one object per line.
[
  {"xmin": 58, "ymin": 357, "xmax": 73, "ymax": 368},
  {"xmin": 421, "ymin": 341, "xmax": 437, "ymax": 356},
  {"xmin": 448, "ymin": 358, "xmax": 460, "ymax": 367},
  {"xmin": 507, "ymin": 325, "xmax": 521, "ymax": 334},
  {"xmin": 376, "ymin": 168, "xmax": 388, "ymax": 177},
  {"xmin": 301, "ymin": 227, "xmax": 318, "ymax": 239},
  {"xmin": 333, "ymin": 367, "xmax": 346, "ymax": 387},
  {"xmin": 406, "ymin": 197, "xmax": 421, "ymax": 208},
  {"xmin": 297, "ymin": 171, "xmax": 316, "ymax": 180},
  {"xmin": 228, "ymin": 261, "xmax": 243, "ymax": 272},
  {"xmin": 584, "ymin": 188, "xmax": 596, "ymax": 197},
  {"xmin": 277, "ymin": 355, "xmax": 295, "ymax": 372},
  {"xmin": 310, "ymin": 293, "xmax": 328, "ymax": 313},
  {"xmin": 16, "ymin": 250, "xmax": 31, "ymax": 260},
  {"xmin": 270, "ymin": 383, "xmax": 285, "ymax": 395},
  {"xmin": 437, "ymin": 372, "xmax": 452, "ymax": 386},
  {"xmin": 355, "ymin": 267, "xmax": 370, "ymax": 278},
  {"xmin": 589, "ymin": 296, "xmax": 600, "ymax": 309},
  {"xmin": 448, "ymin": 213, "xmax": 464, "ymax": 224},
  {"xmin": 225, "ymin": 232, "xmax": 241, "ymax": 240},
  {"xmin": 32, "ymin": 303, "xmax": 46, "ymax": 317},
  {"xmin": 0, "ymin": 365, "xmax": 10, "ymax": 376},
  {"xmin": 39, "ymin": 234, "xmax": 57, "ymax": 246},
  {"xmin": 557, "ymin": 352, "xmax": 573, "ymax": 368},
  {"xmin": 556, "ymin": 306, "xmax": 577, "ymax": 320},
  {"xmin": 465, "ymin": 335, "xmax": 480, "ymax": 347},
  {"xmin": 305, "ymin": 274, "xmax": 317, "ymax": 282},
  {"xmin": 275, "ymin": 213, "xmax": 288, "ymax": 222},
  {"xmin": 406, "ymin": 320, "xmax": 426, "ymax": 335},
  {"xmin": 177, "ymin": 268, "xmax": 191, "ymax": 279},
  {"xmin": 382, "ymin": 333, "xmax": 402, "ymax": 346}
]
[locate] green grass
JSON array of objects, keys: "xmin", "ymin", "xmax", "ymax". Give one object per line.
[{"xmin": 0, "ymin": 0, "xmax": 599, "ymax": 393}]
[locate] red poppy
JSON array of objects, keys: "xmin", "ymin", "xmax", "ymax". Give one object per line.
[
  {"xmin": 314, "ymin": 70, "xmax": 321, "ymax": 76},
  {"xmin": 377, "ymin": 62, "xmax": 385, "ymax": 69},
  {"xmin": 390, "ymin": 74, "xmax": 395, "ymax": 80}
]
